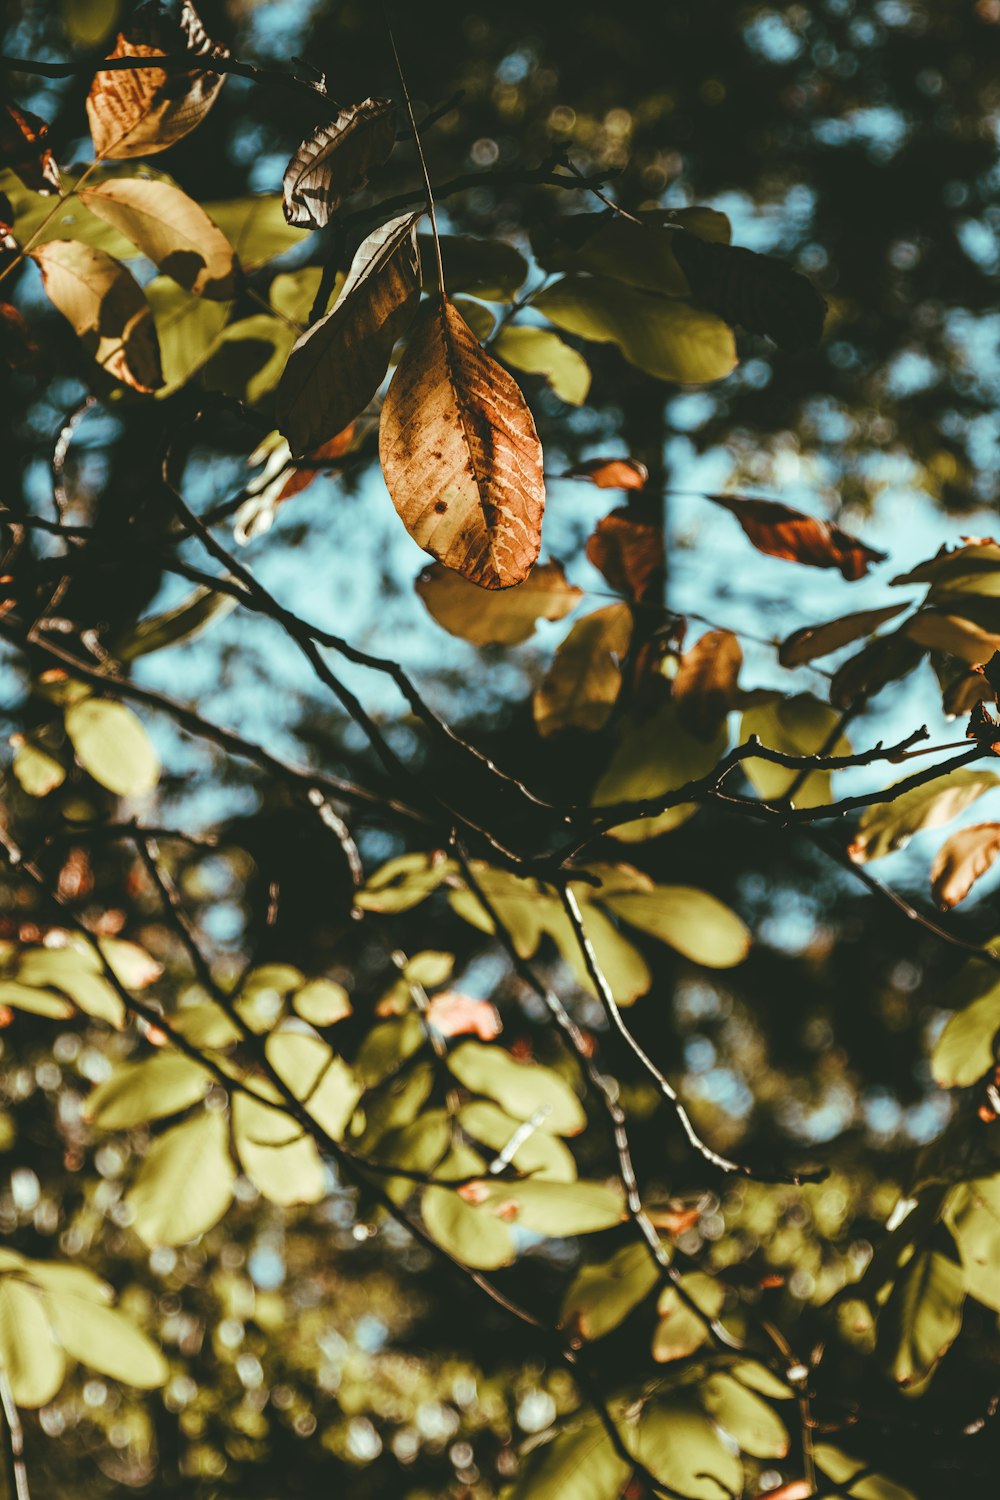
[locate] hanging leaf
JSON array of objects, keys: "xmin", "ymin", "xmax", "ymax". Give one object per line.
[
  {"xmin": 201, "ymin": 195, "xmax": 307, "ymax": 268},
  {"xmin": 202, "ymin": 314, "xmax": 296, "ymax": 406},
  {"xmin": 379, "ymin": 296, "xmax": 546, "ymax": 589},
  {"xmin": 416, "ymin": 558, "xmax": 581, "ymax": 645},
  {"xmin": 585, "ymin": 507, "xmax": 664, "ymax": 600},
  {"xmin": 698, "ymin": 1372, "xmax": 789, "ymax": 1459},
  {"xmin": 653, "ymin": 1271, "xmax": 726, "ymax": 1362},
  {"xmin": 930, "ymin": 823, "xmax": 1000, "ymax": 909},
  {"xmin": 779, "ymin": 603, "xmax": 908, "ymax": 668},
  {"xmin": 565, "ymin": 457, "xmax": 649, "ymax": 490},
  {"xmin": 535, "ymin": 275, "xmax": 738, "ymax": 384},
  {"xmin": 493, "ymin": 325, "xmax": 591, "ymax": 405},
  {"xmin": 604, "ymin": 885, "xmax": 750, "ymax": 968},
  {"xmin": 905, "ymin": 608, "xmax": 1000, "ymax": 666},
  {"xmin": 592, "ymin": 701, "xmax": 727, "ymax": 841},
  {"xmin": 276, "ymin": 212, "xmax": 420, "ymax": 459},
  {"xmin": 878, "ymin": 1232, "xmax": 965, "ymax": 1389},
  {"xmin": 144, "ymin": 275, "xmax": 228, "ymax": 397},
  {"xmin": 709, "ymin": 494, "xmax": 884, "ymax": 580},
  {"xmin": 831, "ymin": 633, "xmax": 926, "ymax": 710},
  {"xmin": 446, "ymin": 1040, "xmax": 586, "ymax": 1136},
  {"xmin": 64, "ymin": 697, "xmax": 160, "ymax": 796},
  {"xmin": 560, "ymin": 1241, "xmax": 660, "ymax": 1341},
  {"xmin": 40, "ymin": 1287, "xmax": 168, "ymax": 1388},
  {"xmin": 114, "ymin": 582, "xmax": 236, "ymax": 660},
  {"xmin": 84, "ymin": 1052, "xmax": 211, "ymax": 1128},
  {"xmin": 741, "ymin": 694, "xmax": 851, "ymax": 809},
  {"xmin": 848, "ymin": 768, "xmax": 1000, "ymax": 862},
  {"xmin": 671, "ymin": 230, "xmax": 827, "ymax": 349},
  {"xmin": 0, "ymin": 100, "xmax": 60, "ymax": 193},
  {"xmin": 32, "ymin": 240, "xmax": 163, "ymax": 392},
  {"xmin": 459, "ymin": 1099, "xmax": 576, "ymax": 1182},
  {"xmin": 673, "ymin": 629, "xmax": 743, "ymax": 738},
  {"xmin": 0, "ymin": 1278, "xmax": 65, "ymax": 1407},
  {"xmin": 127, "ymin": 1108, "xmax": 235, "ymax": 1246},
  {"xmin": 86, "ymin": 0, "xmax": 228, "ymax": 160},
  {"xmin": 283, "ymin": 100, "xmax": 395, "ymax": 228},
  {"xmin": 420, "ymin": 235, "xmax": 529, "ymax": 300},
  {"xmin": 891, "ymin": 539, "xmax": 1000, "ymax": 592},
  {"xmin": 943, "ymin": 1176, "xmax": 1000, "ymax": 1313},
  {"xmin": 534, "ymin": 603, "xmax": 632, "ymax": 736},
  {"xmin": 79, "ymin": 178, "xmax": 239, "ymax": 299}
]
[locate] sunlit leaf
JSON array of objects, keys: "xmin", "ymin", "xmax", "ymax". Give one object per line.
[
  {"xmin": 931, "ymin": 977, "xmax": 1000, "ymax": 1088},
  {"xmin": 535, "ymin": 275, "xmax": 738, "ymax": 384},
  {"xmin": 929, "ymin": 822, "xmax": 1000, "ymax": 909},
  {"xmin": 416, "ymin": 558, "xmax": 582, "ymax": 645},
  {"xmin": 813, "ymin": 1444, "xmax": 917, "ymax": 1500},
  {"xmin": 265, "ymin": 1030, "xmax": 362, "ymax": 1141},
  {"xmin": 503, "ymin": 1410, "xmax": 630, "ymax": 1500},
  {"xmin": 202, "ymin": 314, "xmax": 296, "ymax": 405},
  {"xmin": 41, "ymin": 1287, "xmax": 168, "ymax": 1388},
  {"xmin": 0, "ymin": 1278, "xmax": 65, "ymax": 1407},
  {"xmin": 64, "ymin": 697, "xmax": 160, "ymax": 796},
  {"xmin": 564, "ymin": 456, "xmax": 649, "ymax": 490},
  {"xmin": 447, "ymin": 1040, "xmax": 586, "ymax": 1136},
  {"xmin": 741, "ymin": 693, "xmax": 851, "ymax": 809},
  {"xmin": 604, "ymin": 885, "xmax": 750, "ymax": 968},
  {"xmin": 633, "ymin": 1396, "xmax": 744, "ymax": 1500},
  {"xmin": 494, "ymin": 325, "xmax": 591, "ymax": 405},
  {"xmin": 425, "ymin": 991, "xmax": 501, "ymax": 1040},
  {"xmin": 231, "ymin": 1091, "xmax": 326, "ymax": 1206},
  {"xmin": 380, "ymin": 297, "xmax": 546, "ymax": 588},
  {"xmin": 879, "ymin": 1232, "xmax": 964, "ymax": 1390},
  {"xmin": 421, "ymin": 1184, "xmax": 516, "ymax": 1269},
  {"xmin": 354, "ymin": 851, "xmax": 454, "ymax": 914},
  {"xmin": 592, "ymin": 701, "xmax": 727, "ymax": 841},
  {"xmin": 354, "ymin": 1013, "xmax": 426, "ymax": 1086},
  {"xmin": 459, "ymin": 1099, "xmax": 576, "ymax": 1182},
  {"xmin": 84, "ymin": 1052, "xmax": 210, "ymax": 1128},
  {"xmin": 849, "ymin": 769, "xmax": 1000, "ymax": 862},
  {"xmin": 127, "ymin": 1108, "xmax": 235, "ymax": 1246},
  {"xmin": 32, "ymin": 240, "xmax": 163, "ymax": 392},
  {"xmin": 277, "ymin": 212, "xmax": 420, "ymax": 458},
  {"xmin": 283, "ymin": 99, "xmax": 395, "ymax": 228},
  {"xmin": 533, "ymin": 603, "xmax": 632, "ymax": 736},
  {"xmin": 905, "ymin": 609, "xmax": 1000, "ymax": 665},
  {"xmin": 16, "ymin": 943, "xmax": 125, "ymax": 1027},
  {"xmin": 80, "ymin": 178, "xmax": 239, "ymax": 298},
  {"xmin": 709, "ymin": 494, "xmax": 884, "ymax": 580},
  {"xmin": 200, "ymin": 195, "xmax": 307, "ymax": 267},
  {"xmin": 467, "ymin": 1177, "xmax": 624, "ymax": 1235},
  {"xmin": 10, "ymin": 739, "xmax": 65, "ymax": 797},
  {"xmin": 653, "ymin": 1271, "xmax": 726, "ymax": 1362},
  {"xmin": 559, "ymin": 1240, "xmax": 660, "ymax": 1340},
  {"xmin": 292, "ymin": 978, "xmax": 351, "ymax": 1027},
  {"xmin": 698, "ymin": 1371, "xmax": 789, "ymax": 1458}
]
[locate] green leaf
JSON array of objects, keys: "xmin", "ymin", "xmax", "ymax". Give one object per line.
[
  {"xmin": 504, "ymin": 1410, "xmax": 631, "ymax": 1500},
  {"xmin": 16, "ymin": 944, "xmax": 125, "ymax": 1026},
  {"xmin": 420, "ymin": 234, "xmax": 529, "ymax": 300},
  {"xmin": 698, "ymin": 1371, "xmax": 789, "ymax": 1458},
  {"xmin": 653, "ymin": 1272, "xmax": 726, "ymax": 1363},
  {"xmin": 64, "ymin": 697, "xmax": 160, "ymax": 797},
  {"xmin": 115, "ymin": 582, "xmax": 236, "ymax": 661},
  {"xmin": 40, "ymin": 1287, "xmax": 168, "ymax": 1388},
  {"xmin": 292, "ymin": 978, "xmax": 351, "ymax": 1027},
  {"xmin": 452, "ymin": 295, "xmax": 496, "ymax": 342},
  {"xmin": 127, "ymin": 1109, "xmax": 235, "ymax": 1247},
  {"xmin": 473, "ymin": 1178, "xmax": 624, "ymax": 1236},
  {"xmin": 533, "ymin": 216, "xmax": 693, "ymax": 294},
  {"xmin": 1, "ymin": 168, "xmax": 137, "ymax": 258},
  {"xmin": 533, "ymin": 604, "xmax": 633, "ymax": 737},
  {"xmin": 145, "ymin": 276, "xmax": 230, "ymax": 397},
  {"xmin": 200, "ymin": 196, "xmax": 308, "ymax": 268},
  {"xmin": 0, "ymin": 1278, "xmax": 65, "ymax": 1407},
  {"xmin": 878, "ymin": 1233, "xmax": 964, "ymax": 1390},
  {"xmin": 169, "ymin": 1002, "xmax": 241, "ymax": 1049},
  {"xmin": 265, "ymin": 1031, "xmax": 362, "ymax": 1140},
  {"xmin": 369, "ymin": 1110, "xmax": 452, "ymax": 1205},
  {"xmin": 740, "ymin": 693, "xmax": 850, "ymax": 809},
  {"xmin": 447, "ymin": 1040, "xmax": 586, "ymax": 1136},
  {"xmin": 559, "ymin": 1241, "xmax": 661, "ymax": 1340},
  {"xmin": 943, "ymin": 1176, "xmax": 1000, "ymax": 1312},
  {"xmin": 534, "ymin": 276, "xmax": 738, "ymax": 384},
  {"xmin": 633, "ymin": 1397, "xmax": 744, "ymax": 1500},
  {"xmin": 459, "ymin": 1099, "xmax": 577, "ymax": 1183},
  {"xmin": 352, "ymin": 1062, "xmax": 434, "ymax": 1149},
  {"xmin": 85, "ymin": 1052, "xmax": 210, "ymax": 1128},
  {"xmin": 848, "ymin": 769, "xmax": 1000, "ymax": 862},
  {"xmin": 591, "ymin": 702, "xmax": 727, "ymax": 842},
  {"xmin": 813, "ymin": 1443, "xmax": 917, "ymax": 1500},
  {"xmin": 603, "ymin": 886, "xmax": 750, "ymax": 969},
  {"xmin": 354, "ymin": 852, "xmax": 454, "ymax": 913},
  {"xmin": 420, "ymin": 1184, "xmax": 516, "ymax": 1269},
  {"xmin": 231, "ymin": 1091, "xmax": 326, "ymax": 1206},
  {"xmin": 202, "ymin": 314, "xmax": 297, "ymax": 406},
  {"xmin": 10, "ymin": 740, "xmax": 65, "ymax": 797},
  {"xmin": 269, "ymin": 267, "xmax": 330, "ymax": 325},
  {"xmin": 354, "ymin": 1013, "xmax": 426, "ymax": 1086},
  {"xmin": 494, "ymin": 325, "xmax": 591, "ymax": 405},
  {"xmin": 931, "ymin": 977, "xmax": 1000, "ymax": 1087},
  {"xmin": 0, "ymin": 981, "xmax": 74, "ymax": 1019}
]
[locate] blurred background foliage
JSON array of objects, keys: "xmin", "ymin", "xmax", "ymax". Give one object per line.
[{"xmin": 3, "ymin": 0, "xmax": 1000, "ymax": 1496}]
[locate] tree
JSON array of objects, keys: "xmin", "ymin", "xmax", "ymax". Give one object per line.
[{"xmin": 1, "ymin": 2, "xmax": 1000, "ymax": 1496}]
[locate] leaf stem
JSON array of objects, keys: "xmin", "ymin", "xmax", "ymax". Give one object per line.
[{"xmin": 383, "ymin": 9, "xmax": 446, "ymax": 298}]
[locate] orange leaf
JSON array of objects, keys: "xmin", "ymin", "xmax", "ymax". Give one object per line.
[
  {"xmin": 709, "ymin": 494, "xmax": 884, "ymax": 580},
  {"xmin": 86, "ymin": 0, "xmax": 227, "ymax": 160},
  {"xmin": 565, "ymin": 456, "xmax": 648, "ymax": 490},
  {"xmin": 930, "ymin": 822, "xmax": 1000, "ymax": 909},
  {"xmin": 426, "ymin": 992, "xmax": 501, "ymax": 1040},
  {"xmin": 585, "ymin": 507, "xmax": 664, "ymax": 600},
  {"xmin": 379, "ymin": 297, "xmax": 545, "ymax": 589},
  {"xmin": 277, "ymin": 425, "xmax": 356, "ymax": 502},
  {"xmin": 0, "ymin": 99, "xmax": 60, "ymax": 193},
  {"xmin": 672, "ymin": 628, "xmax": 742, "ymax": 739}
]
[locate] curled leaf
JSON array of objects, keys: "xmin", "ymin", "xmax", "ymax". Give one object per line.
[
  {"xmin": 849, "ymin": 769, "xmax": 1000, "ymax": 862},
  {"xmin": 930, "ymin": 823, "xmax": 1000, "ymax": 909},
  {"xmin": 31, "ymin": 240, "xmax": 163, "ymax": 392},
  {"xmin": 0, "ymin": 100, "xmax": 60, "ymax": 193},
  {"xmin": 565, "ymin": 456, "xmax": 649, "ymax": 490},
  {"xmin": 379, "ymin": 297, "xmax": 545, "ymax": 589},
  {"xmin": 709, "ymin": 493, "xmax": 884, "ymax": 580},
  {"xmin": 585, "ymin": 507, "xmax": 664, "ymax": 600},
  {"xmin": 282, "ymin": 99, "xmax": 395, "ymax": 228},
  {"xmin": 416, "ymin": 559, "xmax": 581, "ymax": 645},
  {"xmin": 276, "ymin": 211, "xmax": 420, "ymax": 458},
  {"xmin": 86, "ymin": 0, "xmax": 227, "ymax": 160}
]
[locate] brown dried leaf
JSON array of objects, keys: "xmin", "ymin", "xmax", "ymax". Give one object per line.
[
  {"xmin": 564, "ymin": 456, "xmax": 648, "ymax": 490},
  {"xmin": 906, "ymin": 609, "xmax": 1000, "ymax": 666},
  {"xmin": 534, "ymin": 603, "xmax": 632, "ymax": 737},
  {"xmin": 930, "ymin": 823, "xmax": 1000, "ymax": 909},
  {"xmin": 31, "ymin": 241, "xmax": 162, "ymax": 392},
  {"xmin": 673, "ymin": 629, "xmax": 742, "ymax": 738},
  {"xmin": 830, "ymin": 634, "xmax": 925, "ymax": 710},
  {"xmin": 86, "ymin": 0, "xmax": 227, "ymax": 160},
  {"xmin": 416, "ymin": 559, "xmax": 581, "ymax": 645},
  {"xmin": 585, "ymin": 507, "xmax": 664, "ymax": 600},
  {"xmin": 0, "ymin": 191, "xmax": 16, "ymax": 252},
  {"xmin": 282, "ymin": 100, "xmax": 395, "ymax": 229},
  {"xmin": 942, "ymin": 669, "xmax": 994, "ymax": 718},
  {"xmin": 779, "ymin": 602, "xmax": 907, "ymax": 668},
  {"xmin": 0, "ymin": 301, "xmax": 39, "ymax": 370},
  {"xmin": 709, "ymin": 494, "xmax": 884, "ymax": 580},
  {"xmin": 276, "ymin": 212, "xmax": 420, "ymax": 458},
  {"xmin": 0, "ymin": 99, "xmax": 60, "ymax": 193},
  {"xmin": 379, "ymin": 297, "xmax": 545, "ymax": 589},
  {"xmin": 79, "ymin": 178, "xmax": 239, "ymax": 299},
  {"xmin": 277, "ymin": 425, "xmax": 356, "ymax": 503}
]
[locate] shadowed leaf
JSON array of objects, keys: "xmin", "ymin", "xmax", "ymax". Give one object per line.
[
  {"xmin": 534, "ymin": 603, "xmax": 632, "ymax": 736},
  {"xmin": 416, "ymin": 558, "xmax": 581, "ymax": 645},
  {"xmin": 32, "ymin": 240, "xmax": 163, "ymax": 391},
  {"xmin": 79, "ymin": 178, "xmax": 239, "ymax": 298},
  {"xmin": 0, "ymin": 99, "xmax": 59, "ymax": 192},
  {"xmin": 586, "ymin": 507, "xmax": 664, "ymax": 599},
  {"xmin": 930, "ymin": 823, "xmax": 1000, "ymax": 909},
  {"xmin": 709, "ymin": 494, "xmax": 884, "ymax": 579},
  {"xmin": 674, "ymin": 628, "xmax": 743, "ymax": 737},
  {"xmin": 283, "ymin": 99, "xmax": 395, "ymax": 228}
]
